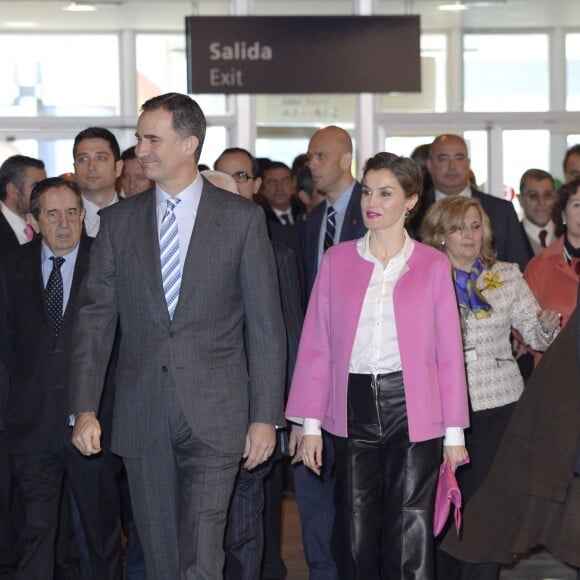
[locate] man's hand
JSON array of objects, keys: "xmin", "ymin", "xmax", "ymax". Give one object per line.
[
  {"xmin": 242, "ymin": 422, "xmax": 276, "ymax": 470},
  {"xmin": 300, "ymin": 434, "xmax": 323, "ymax": 476},
  {"xmin": 71, "ymin": 412, "xmax": 102, "ymax": 456},
  {"xmin": 289, "ymin": 426, "xmax": 303, "ymax": 464}
]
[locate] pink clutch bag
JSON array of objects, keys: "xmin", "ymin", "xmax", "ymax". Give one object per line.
[{"xmin": 433, "ymin": 458, "xmax": 469, "ymax": 536}]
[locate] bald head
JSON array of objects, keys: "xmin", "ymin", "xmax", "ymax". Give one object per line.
[
  {"xmin": 307, "ymin": 125, "xmax": 354, "ymax": 202},
  {"xmin": 426, "ymin": 134, "xmax": 471, "ymax": 196}
]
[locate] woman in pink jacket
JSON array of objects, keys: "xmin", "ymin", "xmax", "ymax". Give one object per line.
[{"xmin": 285, "ymin": 152, "xmax": 470, "ymax": 580}]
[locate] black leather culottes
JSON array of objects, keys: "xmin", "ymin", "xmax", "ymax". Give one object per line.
[{"xmin": 332, "ymin": 372, "xmax": 441, "ymax": 580}]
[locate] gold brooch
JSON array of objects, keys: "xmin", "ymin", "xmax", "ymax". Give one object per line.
[{"xmin": 482, "ymin": 271, "xmax": 502, "ymax": 291}]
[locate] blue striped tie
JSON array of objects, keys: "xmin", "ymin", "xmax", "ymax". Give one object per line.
[
  {"xmin": 323, "ymin": 205, "xmax": 336, "ymax": 252},
  {"xmin": 160, "ymin": 197, "xmax": 181, "ymax": 319}
]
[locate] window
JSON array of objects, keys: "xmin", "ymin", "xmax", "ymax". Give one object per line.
[
  {"xmin": 567, "ymin": 34, "xmax": 580, "ymax": 110},
  {"xmin": 0, "ymin": 34, "xmax": 120, "ymax": 117},
  {"xmin": 379, "ymin": 34, "xmax": 447, "ymax": 112},
  {"xmin": 464, "ymin": 34, "xmax": 549, "ymax": 112}
]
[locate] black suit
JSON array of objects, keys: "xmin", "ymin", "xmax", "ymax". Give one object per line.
[
  {"xmin": 260, "ymin": 196, "xmax": 304, "ymax": 226},
  {"xmin": 0, "ymin": 212, "xmax": 20, "ymax": 255},
  {"xmin": 224, "ymin": 240, "xmax": 304, "ymax": 580},
  {"xmin": 303, "ymin": 182, "xmax": 366, "ymax": 297},
  {"xmin": 296, "ymin": 181, "xmax": 366, "ymax": 579},
  {"xmin": 410, "ymin": 187, "xmax": 533, "ymax": 271},
  {"xmin": 2, "ymin": 236, "xmax": 122, "ymax": 579}
]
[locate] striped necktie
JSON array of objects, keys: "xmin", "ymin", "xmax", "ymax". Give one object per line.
[
  {"xmin": 159, "ymin": 197, "xmax": 181, "ymax": 319},
  {"xmin": 323, "ymin": 205, "xmax": 336, "ymax": 252}
]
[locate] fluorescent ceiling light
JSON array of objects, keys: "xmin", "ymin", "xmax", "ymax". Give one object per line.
[
  {"xmin": 4, "ymin": 21, "xmax": 37, "ymax": 28},
  {"xmin": 62, "ymin": 2, "xmax": 97, "ymax": 12},
  {"xmin": 438, "ymin": 1, "xmax": 468, "ymax": 10}
]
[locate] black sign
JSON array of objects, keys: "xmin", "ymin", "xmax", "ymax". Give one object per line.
[{"xmin": 186, "ymin": 16, "xmax": 420, "ymax": 94}]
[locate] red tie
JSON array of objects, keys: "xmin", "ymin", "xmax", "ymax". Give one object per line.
[{"xmin": 539, "ymin": 229, "xmax": 547, "ymax": 248}]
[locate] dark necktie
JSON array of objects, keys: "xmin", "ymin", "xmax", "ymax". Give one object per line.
[
  {"xmin": 539, "ymin": 229, "xmax": 547, "ymax": 248},
  {"xmin": 45, "ymin": 256, "xmax": 65, "ymax": 335},
  {"xmin": 324, "ymin": 206, "xmax": 337, "ymax": 252},
  {"xmin": 280, "ymin": 213, "xmax": 291, "ymax": 225}
]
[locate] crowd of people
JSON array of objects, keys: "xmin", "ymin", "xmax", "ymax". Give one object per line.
[{"xmin": 0, "ymin": 91, "xmax": 578, "ymax": 580}]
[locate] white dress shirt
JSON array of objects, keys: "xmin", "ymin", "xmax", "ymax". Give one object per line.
[
  {"xmin": 272, "ymin": 206, "xmax": 294, "ymax": 225},
  {"xmin": 40, "ymin": 241, "xmax": 80, "ymax": 314},
  {"xmin": 82, "ymin": 193, "xmax": 120, "ymax": 237},
  {"xmin": 155, "ymin": 173, "xmax": 203, "ymax": 266}
]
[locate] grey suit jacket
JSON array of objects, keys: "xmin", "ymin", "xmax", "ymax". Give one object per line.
[{"xmin": 70, "ymin": 180, "xmax": 286, "ymax": 458}]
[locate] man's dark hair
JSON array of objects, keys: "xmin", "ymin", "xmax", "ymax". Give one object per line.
[
  {"xmin": 295, "ymin": 165, "xmax": 314, "ymax": 197},
  {"xmin": 141, "ymin": 92, "xmax": 206, "ymax": 162},
  {"xmin": 563, "ymin": 144, "xmax": 580, "ymax": 174},
  {"xmin": 0, "ymin": 155, "xmax": 45, "ymax": 202},
  {"xmin": 263, "ymin": 161, "xmax": 291, "ymax": 176},
  {"xmin": 519, "ymin": 168, "xmax": 555, "ymax": 194},
  {"xmin": 363, "ymin": 152, "xmax": 423, "ymax": 219},
  {"xmin": 214, "ymin": 147, "xmax": 260, "ymax": 179},
  {"xmin": 121, "ymin": 146, "xmax": 137, "ymax": 162},
  {"xmin": 73, "ymin": 127, "xmax": 121, "ymax": 161},
  {"xmin": 29, "ymin": 177, "xmax": 83, "ymax": 219}
]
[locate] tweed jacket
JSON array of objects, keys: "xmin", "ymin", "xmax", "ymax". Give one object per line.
[{"xmin": 463, "ymin": 261, "xmax": 551, "ymax": 412}]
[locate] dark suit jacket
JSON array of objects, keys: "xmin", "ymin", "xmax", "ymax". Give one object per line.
[
  {"xmin": 0, "ymin": 265, "xmax": 10, "ymax": 431},
  {"xmin": 2, "ymin": 236, "xmax": 92, "ymax": 453},
  {"xmin": 0, "ymin": 212, "xmax": 21, "ymax": 255},
  {"xmin": 303, "ymin": 181, "xmax": 366, "ymax": 297},
  {"xmin": 410, "ymin": 187, "xmax": 533, "ymax": 271},
  {"xmin": 70, "ymin": 180, "xmax": 286, "ymax": 458},
  {"xmin": 260, "ymin": 196, "xmax": 304, "ymax": 226},
  {"xmin": 271, "ymin": 241, "xmax": 303, "ymax": 393}
]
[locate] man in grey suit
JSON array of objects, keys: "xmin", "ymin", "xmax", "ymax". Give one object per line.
[{"xmin": 70, "ymin": 92, "xmax": 286, "ymax": 579}]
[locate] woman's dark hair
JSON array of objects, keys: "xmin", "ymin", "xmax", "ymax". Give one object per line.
[
  {"xmin": 362, "ymin": 152, "xmax": 423, "ymax": 219},
  {"xmin": 553, "ymin": 177, "xmax": 580, "ymax": 237}
]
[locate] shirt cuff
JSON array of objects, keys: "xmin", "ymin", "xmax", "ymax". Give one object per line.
[
  {"xmin": 443, "ymin": 426, "xmax": 464, "ymax": 446},
  {"xmin": 303, "ymin": 418, "xmax": 322, "ymax": 436}
]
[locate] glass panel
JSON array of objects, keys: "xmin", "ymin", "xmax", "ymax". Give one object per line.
[
  {"xmin": 503, "ymin": 130, "xmax": 550, "ymax": 206},
  {"xmin": 379, "ymin": 34, "xmax": 447, "ymax": 112},
  {"xmin": 566, "ymin": 34, "xmax": 580, "ymax": 111},
  {"xmin": 464, "ymin": 34, "xmax": 549, "ymax": 112},
  {"xmin": 568, "ymin": 134, "xmax": 580, "ymax": 148},
  {"xmin": 0, "ymin": 138, "xmax": 74, "ymax": 178},
  {"xmin": 0, "ymin": 34, "xmax": 120, "ymax": 117},
  {"xmin": 136, "ymin": 33, "xmax": 229, "ymax": 116},
  {"xmin": 199, "ymin": 126, "xmax": 228, "ymax": 169},
  {"xmin": 383, "ymin": 135, "xmax": 436, "ymax": 158},
  {"xmin": 463, "ymin": 131, "xmax": 488, "ymax": 192},
  {"xmin": 256, "ymin": 95, "xmax": 355, "ymax": 126}
]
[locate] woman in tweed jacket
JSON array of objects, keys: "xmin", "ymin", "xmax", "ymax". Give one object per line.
[{"xmin": 421, "ymin": 196, "xmax": 561, "ymax": 580}]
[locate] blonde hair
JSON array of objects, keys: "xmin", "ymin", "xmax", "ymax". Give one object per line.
[{"xmin": 421, "ymin": 196, "xmax": 497, "ymax": 268}]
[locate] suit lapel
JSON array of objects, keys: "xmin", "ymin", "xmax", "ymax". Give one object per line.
[
  {"xmin": 172, "ymin": 183, "xmax": 222, "ymax": 320},
  {"xmin": 128, "ymin": 190, "xmax": 167, "ymax": 307}
]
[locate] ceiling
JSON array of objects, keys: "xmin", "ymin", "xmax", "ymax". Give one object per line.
[{"xmin": 0, "ymin": 0, "xmax": 578, "ymax": 31}]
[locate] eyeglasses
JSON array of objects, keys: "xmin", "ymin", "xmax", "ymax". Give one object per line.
[{"xmin": 230, "ymin": 171, "xmax": 254, "ymax": 184}]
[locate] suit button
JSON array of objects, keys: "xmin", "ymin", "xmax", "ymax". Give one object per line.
[
  {"xmin": 169, "ymin": 332, "xmax": 175, "ymax": 338},
  {"xmin": 162, "ymin": 366, "xmax": 168, "ymax": 372}
]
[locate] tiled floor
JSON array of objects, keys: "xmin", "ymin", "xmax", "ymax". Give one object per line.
[{"xmin": 280, "ymin": 497, "xmax": 578, "ymax": 580}]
